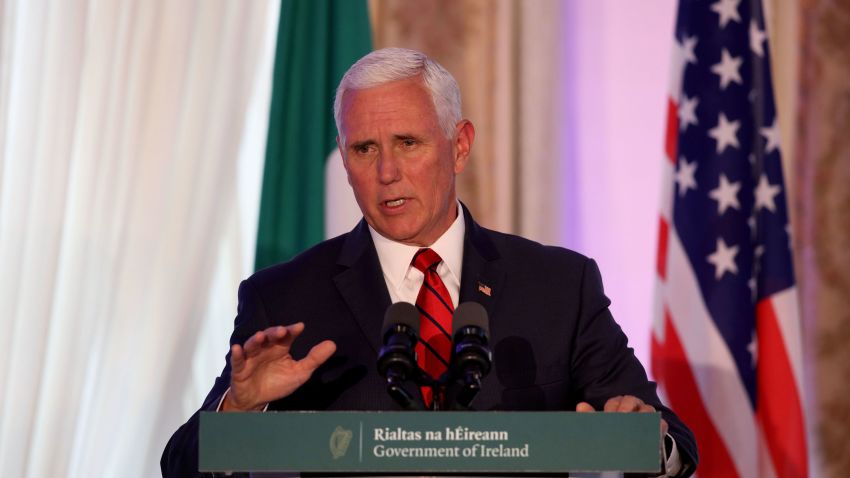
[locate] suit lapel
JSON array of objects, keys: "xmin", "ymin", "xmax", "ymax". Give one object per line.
[
  {"xmin": 333, "ymin": 206, "xmax": 502, "ymax": 352},
  {"xmin": 458, "ymin": 204, "xmax": 504, "ymax": 322},
  {"xmin": 333, "ymin": 220, "xmax": 392, "ymax": 354}
]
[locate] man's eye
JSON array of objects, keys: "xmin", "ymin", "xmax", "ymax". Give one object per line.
[
  {"xmin": 355, "ymin": 145, "xmax": 375, "ymax": 155},
  {"xmin": 401, "ymin": 139, "xmax": 417, "ymax": 148}
]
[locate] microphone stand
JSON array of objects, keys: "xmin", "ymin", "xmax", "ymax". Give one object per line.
[
  {"xmin": 385, "ymin": 368, "xmax": 423, "ymax": 410},
  {"xmin": 385, "ymin": 353, "xmax": 485, "ymax": 410},
  {"xmin": 453, "ymin": 368, "xmax": 483, "ymax": 410}
]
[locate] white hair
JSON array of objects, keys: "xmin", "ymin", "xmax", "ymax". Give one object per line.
[{"xmin": 334, "ymin": 47, "xmax": 462, "ymax": 142}]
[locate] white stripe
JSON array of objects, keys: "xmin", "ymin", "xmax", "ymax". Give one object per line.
[
  {"xmin": 660, "ymin": 157, "xmax": 674, "ymax": 222},
  {"xmin": 767, "ymin": 287, "xmax": 816, "ymax": 478},
  {"xmin": 661, "ymin": 227, "xmax": 757, "ymax": 476},
  {"xmin": 668, "ymin": 41, "xmax": 685, "ymax": 102},
  {"xmin": 757, "ymin": 416, "xmax": 779, "ymax": 478},
  {"xmin": 652, "ymin": 275, "xmax": 666, "ymax": 344},
  {"xmin": 652, "ymin": 157, "xmax": 675, "ymax": 342},
  {"xmin": 767, "ymin": 287, "xmax": 804, "ymax": 397}
]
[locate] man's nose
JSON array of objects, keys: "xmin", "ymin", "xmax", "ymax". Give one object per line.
[{"xmin": 377, "ymin": 150, "xmax": 401, "ymax": 184}]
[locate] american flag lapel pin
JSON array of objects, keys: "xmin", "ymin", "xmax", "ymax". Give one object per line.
[{"xmin": 477, "ymin": 282, "xmax": 492, "ymax": 297}]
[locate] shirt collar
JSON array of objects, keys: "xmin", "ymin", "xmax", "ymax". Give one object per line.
[{"xmin": 369, "ymin": 200, "xmax": 466, "ymax": 292}]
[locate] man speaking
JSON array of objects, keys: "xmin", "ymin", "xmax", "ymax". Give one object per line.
[{"xmin": 162, "ymin": 48, "xmax": 698, "ymax": 477}]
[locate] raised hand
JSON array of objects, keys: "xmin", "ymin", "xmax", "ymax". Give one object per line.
[{"xmin": 221, "ymin": 323, "xmax": 336, "ymax": 411}]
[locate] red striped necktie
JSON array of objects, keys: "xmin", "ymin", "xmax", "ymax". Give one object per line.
[{"xmin": 411, "ymin": 248, "xmax": 454, "ymax": 408}]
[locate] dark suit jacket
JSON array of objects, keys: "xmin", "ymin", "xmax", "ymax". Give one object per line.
[{"xmin": 162, "ymin": 205, "xmax": 697, "ymax": 477}]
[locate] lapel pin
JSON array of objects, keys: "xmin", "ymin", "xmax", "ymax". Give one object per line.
[{"xmin": 477, "ymin": 282, "xmax": 492, "ymax": 297}]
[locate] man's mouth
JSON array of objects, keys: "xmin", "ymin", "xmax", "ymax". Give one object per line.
[{"xmin": 384, "ymin": 198, "xmax": 406, "ymax": 208}]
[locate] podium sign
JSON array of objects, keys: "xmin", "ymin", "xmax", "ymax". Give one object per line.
[{"xmin": 200, "ymin": 411, "xmax": 662, "ymax": 474}]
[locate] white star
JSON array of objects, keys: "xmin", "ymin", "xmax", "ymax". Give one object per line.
[
  {"xmin": 750, "ymin": 21, "xmax": 767, "ymax": 56},
  {"xmin": 675, "ymin": 158, "xmax": 698, "ymax": 197},
  {"xmin": 708, "ymin": 113, "xmax": 741, "ymax": 153},
  {"xmin": 711, "ymin": 49, "xmax": 743, "ymax": 89},
  {"xmin": 749, "ymin": 276, "xmax": 758, "ymax": 301},
  {"xmin": 711, "ymin": 0, "xmax": 742, "ymax": 28},
  {"xmin": 707, "ymin": 237, "xmax": 740, "ymax": 280},
  {"xmin": 680, "ymin": 35, "xmax": 698, "ymax": 64},
  {"xmin": 755, "ymin": 174, "xmax": 781, "ymax": 212},
  {"xmin": 747, "ymin": 331, "xmax": 758, "ymax": 366},
  {"xmin": 678, "ymin": 95, "xmax": 699, "ymax": 131},
  {"xmin": 709, "ymin": 174, "xmax": 742, "ymax": 214},
  {"xmin": 760, "ymin": 119, "xmax": 781, "ymax": 154}
]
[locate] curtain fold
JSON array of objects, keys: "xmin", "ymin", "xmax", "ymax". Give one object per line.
[{"xmin": 0, "ymin": 1, "xmax": 276, "ymax": 476}]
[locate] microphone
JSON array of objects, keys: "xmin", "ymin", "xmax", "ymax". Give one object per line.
[
  {"xmin": 449, "ymin": 302, "xmax": 492, "ymax": 409},
  {"xmin": 377, "ymin": 302, "xmax": 423, "ymax": 410}
]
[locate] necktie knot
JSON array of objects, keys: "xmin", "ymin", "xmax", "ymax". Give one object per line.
[{"xmin": 412, "ymin": 248, "xmax": 442, "ymax": 272}]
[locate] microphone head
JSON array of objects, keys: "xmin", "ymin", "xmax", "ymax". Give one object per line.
[
  {"xmin": 452, "ymin": 302, "xmax": 489, "ymax": 338},
  {"xmin": 378, "ymin": 302, "xmax": 420, "ymax": 380},
  {"xmin": 382, "ymin": 301, "xmax": 420, "ymax": 339}
]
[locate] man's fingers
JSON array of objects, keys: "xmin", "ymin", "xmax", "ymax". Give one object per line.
[
  {"xmin": 576, "ymin": 402, "xmax": 596, "ymax": 412},
  {"xmin": 243, "ymin": 330, "xmax": 268, "ymax": 358},
  {"xmin": 661, "ymin": 418, "xmax": 669, "ymax": 436},
  {"xmin": 285, "ymin": 322, "xmax": 306, "ymax": 335},
  {"xmin": 230, "ymin": 344, "xmax": 246, "ymax": 372},
  {"xmin": 298, "ymin": 340, "xmax": 337, "ymax": 373},
  {"xmin": 280, "ymin": 322, "xmax": 305, "ymax": 347},
  {"xmin": 603, "ymin": 396, "xmax": 623, "ymax": 412},
  {"xmin": 603, "ymin": 395, "xmax": 652, "ymax": 412},
  {"xmin": 616, "ymin": 395, "xmax": 644, "ymax": 412},
  {"xmin": 243, "ymin": 325, "xmax": 296, "ymax": 358},
  {"xmin": 265, "ymin": 325, "xmax": 288, "ymax": 340}
]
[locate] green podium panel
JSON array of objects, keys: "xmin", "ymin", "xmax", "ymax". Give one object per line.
[{"xmin": 200, "ymin": 411, "xmax": 662, "ymax": 474}]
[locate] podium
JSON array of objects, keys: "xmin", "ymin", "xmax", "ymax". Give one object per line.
[{"xmin": 200, "ymin": 411, "xmax": 663, "ymax": 475}]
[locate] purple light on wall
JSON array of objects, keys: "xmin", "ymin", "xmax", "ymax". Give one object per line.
[{"xmin": 554, "ymin": 0, "xmax": 677, "ymax": 372}]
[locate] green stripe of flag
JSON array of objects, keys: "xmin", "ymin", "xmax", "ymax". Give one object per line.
[{"xmin": 255, "ymin": 0, "xmax": 372, "ymax": 271}]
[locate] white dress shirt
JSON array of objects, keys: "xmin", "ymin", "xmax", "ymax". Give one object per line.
[{"xmin": 368, "ymin": 201, "xmax": 465, "ymax": 308}]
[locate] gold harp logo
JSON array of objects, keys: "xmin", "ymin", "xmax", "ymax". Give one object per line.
[{"xmin": 329, "ymin": 426, "xmax": 353, "ymax": 460}]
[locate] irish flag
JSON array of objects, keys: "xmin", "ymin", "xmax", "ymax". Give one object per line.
[{"xmin": 255, "ymin": 0, "xmax": 372, "ymax": 270}]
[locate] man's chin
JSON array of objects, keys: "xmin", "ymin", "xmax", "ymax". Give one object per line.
[
  {"xmin": 372, "ymin": 224, "xmax": 428, "ymax": 247},
  {"xmin": 382, "ymin": 230, "xmax": 418, "ymax": 245}
]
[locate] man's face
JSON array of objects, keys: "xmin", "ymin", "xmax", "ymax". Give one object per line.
[{"xmin": 337, "ymin": 77, "xmax": 474, "ymax": 246}]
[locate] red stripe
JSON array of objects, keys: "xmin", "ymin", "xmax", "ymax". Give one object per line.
[
  {"xmin": 755, "ymin": 299, "xmax": 808, "ymax": 478},
  {"xmin": 652, "ymin": 308, "xmax": 739, "ymax": 477},
  {"xmin": 665, "ymin": 98, "xmax": 678, "ymax": 163},
  {"xmin": 656, "ymin": 217, "xmax": 669, "ymax": 281}
]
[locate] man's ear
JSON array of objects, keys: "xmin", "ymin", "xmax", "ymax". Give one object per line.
[{"xmin": 453, "ymin": 120, "xmax": 475, "ymax": 174}]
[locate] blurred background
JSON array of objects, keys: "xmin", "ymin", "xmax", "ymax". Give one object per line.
[{"xmin": 0, "ymin": 0, "xmax": 847, "ymax": 477}]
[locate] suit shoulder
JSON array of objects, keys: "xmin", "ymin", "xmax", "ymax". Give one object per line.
[
  {"xmin": 482, "ymin": 227, "xmax": 591, "ymax": 268},
  {"xmin": 246, "ymin": 233, "xmax": 348, "ymax": 289}
]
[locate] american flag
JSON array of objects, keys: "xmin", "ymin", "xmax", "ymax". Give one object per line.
[{"xmin": 651, "ymin": 1, "xmax": 808, "ymax": 477}]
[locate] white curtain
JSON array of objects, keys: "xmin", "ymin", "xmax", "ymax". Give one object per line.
[{"xmin": 0, "ymin": 0, "xmax": 278, "ymax": 476}]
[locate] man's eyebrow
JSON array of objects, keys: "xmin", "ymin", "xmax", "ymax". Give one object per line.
[{"xmin": 348, "ymin": 139, "xmax": 376, "ymax": 150}]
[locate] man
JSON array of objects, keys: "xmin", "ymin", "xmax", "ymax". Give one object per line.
[{"xmin": 162, "ymin": 48, "xmax": 698, "ymax": 477}]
